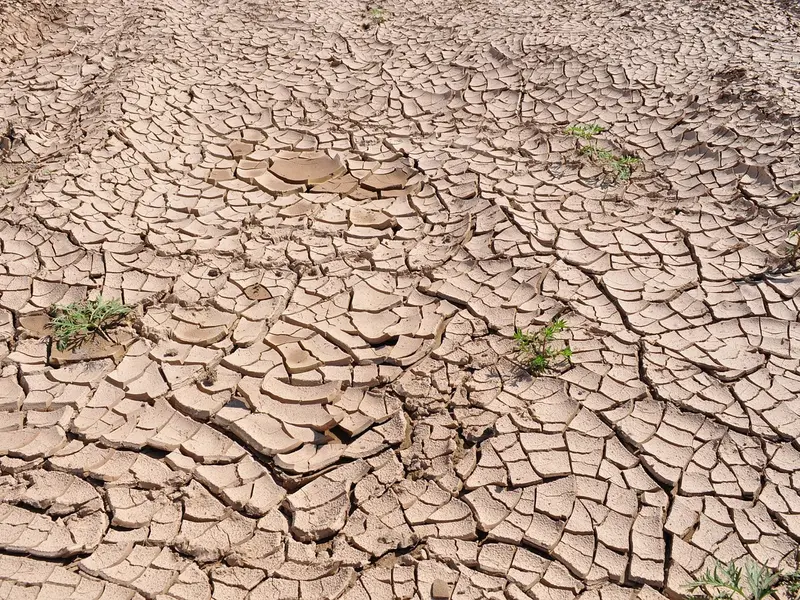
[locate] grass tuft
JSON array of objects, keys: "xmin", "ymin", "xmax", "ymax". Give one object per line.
[
  {"xmin": 50, "ymin": 296, "xmax": 131, "ymax": 351},
  {"xmin": 513, "ymin": 319, "xmax": 572, "ymax": 375}
]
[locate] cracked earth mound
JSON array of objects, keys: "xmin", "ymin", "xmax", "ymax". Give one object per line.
[{"xmin": 1, "ymin": 0, "xmax": 800, "ymax": 598}]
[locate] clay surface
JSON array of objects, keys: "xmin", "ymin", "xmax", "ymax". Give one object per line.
[{"xmin": 1, "ymin": 0, "xmax": 800, "ymax": 598}]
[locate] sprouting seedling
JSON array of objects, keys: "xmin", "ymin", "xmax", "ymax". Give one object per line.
[
  {"xmin": 367, "ymin": 6, "xmax": 388, "ymax": 22},
  {"xmin": 786, "ymin": 228, "xmax": 800, "ymax": 263},
  {"xmin": 611, "ymin": 155, "xmax": 642, "ymax": 181},
  {"xmin": 687, "ymin": 560, "xmax": 780, "ymax": 600},
  {"xmin": 49, "ymin": 296, "xmax": 131, "ymax": 351},
  {"xmin": 580, "ymin": 145, "xmax": 615, "ymax": 161},
  {"xmin": 782, "ymin": 551, "xmax": 800, "ymax": 600},
  {"xmin": 579, "ymin": 144, "xmax": 639, "ymax": 179},
  {"xmin": 565, "ymin": 123, "xmax": 605, "ymax": 140},
  {"xmin": 513, "ymin": 319, "xmax": 572, "ymax": 376},
  {"xmin": 783, "ymin": 569, "xmax": 800, "ymax": 600},
  {"xmin": 566, "ymin": 122, "xmax": 640, "ymax": 182}
]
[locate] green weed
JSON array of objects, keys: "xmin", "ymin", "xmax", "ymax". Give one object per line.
[
  {"xmin": 688, "ymin": 560, "xmax": 779, "ymax": 600},
  {"xmin": 567, "ymin": 122, "xmax": 641, "ymax": 181},
  {"xmin": 513, "ymin": 319, "xmax": 572, "ymax": 375},
  {"xmin": 367, "ymin": 6, "xmax": 387, "ymax": 22},
  {"xmin": 49, "ymin": 296, "xmax": 131, "ymax": 351},
  {"xmin": 610, "ymin": 155, "xmax": 641, "ymax": 181},
  {"xmin": 565, "ymin": 123, "xmax": 604, "ymax": 140},
  {"xmin": 786, "ymin": 228, "xmax": 800, "ymax": 264},
  {"xmin": 784, "ymin": 568, "xmax": 800, "ymax": 600},
  {"xmin": 688, "ymin": 558, "xmax": 800, "ymax": 600},
  {"xmin": 783, "ymin": 550, "xmax": 800, "ymax": 600}
]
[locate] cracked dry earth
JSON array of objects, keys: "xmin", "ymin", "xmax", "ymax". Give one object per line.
[{"xmin": 1, "ymin": 0, "xmax": 800, "ymax": 600}]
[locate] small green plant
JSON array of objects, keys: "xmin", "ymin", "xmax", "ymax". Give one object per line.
[
  {"xmin": 50, "ymin": 296, "xmax": 131, "ymax": 351},
  {"xmin": 580, "ymin": 145, "xmax": 615, "ymax": 161},
  {"xmin": 367, "ymin": 6, "xmax": 387, "ymax": 22},
  {"xmin": 566, "ymin": 122, "xmax": 641, "ymax": 181},
  {"xmin": 786, "ymin": 228, "xmax": 800, "ymax": 264},
  {"xmin": 688, "ymin": 560, "xmax": 779, "ymax": 600},
  {"xmin": 565, "ymin": 123, "xmax": 605, "ymax": 140},
  {"xmin": 513, "ymin": 319, "xmax": 572, "ymax": 375},
  {"xmin": 610, "ymin": 155, "xmax": 641, "ymax": 181},
  {"xmin": 784, "ymin": 570, "xmax": 800, "ymax": 600},
  {"xmin": 687, "ymin": 558, "xmax": 800, "ymax": 600},
  {"xmin": 780, "ymin": 549, "xmax": 800, "ymax": 600}
]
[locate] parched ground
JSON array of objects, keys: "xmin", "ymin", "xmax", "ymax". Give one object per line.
[{"xmin": 1, "ymin": 0, "xmax": 800, "ymax": 598}]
